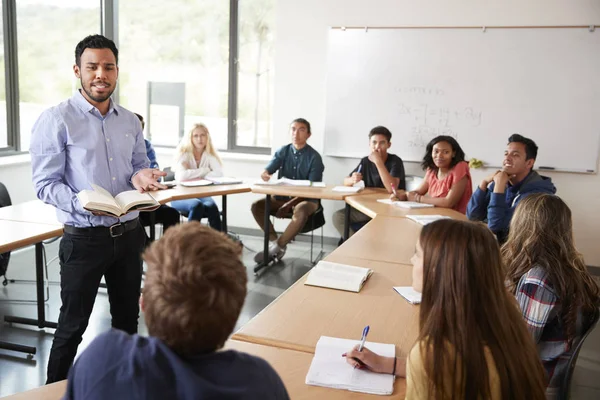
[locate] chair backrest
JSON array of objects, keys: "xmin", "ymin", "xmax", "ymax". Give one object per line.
[
  {"xmin": 0, "ymin": 182, "xmax": 11, "ymax": 208},
  {"xmin": 163, "ymin": 167, "xmax": 175, "ymax": 182},
  {"xmin": 405, "ymin": 175, "xmax": 424, "ymax": 192},
  {"xmin": 298, "ymin": 203, "xmax": 325, "ymax": 234},
  {"xmin": 558, "ymin": 306, "xmax": 600, "ymax": 400}
]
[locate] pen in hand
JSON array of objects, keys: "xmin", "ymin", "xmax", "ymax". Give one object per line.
[{"xmin": 345, "ymin": 325, "xmax": 370, "ymax": 369}]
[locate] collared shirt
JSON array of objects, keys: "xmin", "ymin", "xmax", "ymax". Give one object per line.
[
  {"xmin": 30, "ymin": 90, "xmax": 149, "ymax": 227},
  {"xmin": 265, "ymin": 143, "xmax": 324, "ymax": 182},
  {"xmin": 515, "ymin": 266, "xmax": 583, "ymax": 394}
]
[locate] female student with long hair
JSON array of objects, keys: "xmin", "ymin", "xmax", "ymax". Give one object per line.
[
  {"xmin": 502, "ymin": 193, "xmax": 600, "ymax": 396},
  {"xmin": 393, "ymin": 135, "xmax": 472, "ymax": 214},
  {"xmin": 345, "ymin": 219, "xmax": 546, "ymax": 399},
  {"xmin": 171, "ymin": 123, "xmax": 223, "ymax": 230}
]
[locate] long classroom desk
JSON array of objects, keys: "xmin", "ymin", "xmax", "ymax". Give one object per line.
[
  {"xmin": 250, "ymin": 185, "xmax": 380, "ymax": 273},
  {"xmin": 0, "ymin": 184, "xmax": 250, "ymax": 355},
  {"xmin": 2, "ymin": 339, "xmax": 406, "ymax": 399},
  {"xmin": 233, "ymin": 253, "xmax": 419, "ymax": 355}
]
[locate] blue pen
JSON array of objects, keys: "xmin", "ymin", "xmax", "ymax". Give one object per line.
[
  {"xmin": 357, "ymin": 164, "xmax": 362, "ymax": 174},
  {"xmin": 358, "ymin": 325, "xmax": 370, "ymax": 352}
]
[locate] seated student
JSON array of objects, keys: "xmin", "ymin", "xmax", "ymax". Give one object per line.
[
  {"xmin": 63, "ymin": 223, "xmax": 290, "ymax": 400},
  {"xmin": 344, "ymin": 219, "xmax": 546, "ymax": 399},
  {"xmin": 332, "ymin": 126, "xmax": 405, "ymax": 238},
  {"xmin": 251, "ymin": 118, "xmax": 324, "ymax": 263},
  {"xmin": 467, "ymin": 134, "xmax": 556, "ymax": 242},
  {"xmin": 391, "ymin": 135, "xmax": 472, "ymax": 214},
  {"xmin": 171, "ymin": 123, "xmax": 223, "ymax": 230},
  {"xmin": 502, "ymin": 193, "xmax": 600, "ymax": 397},
  {"xmin": 134, "ymin": 113, "xmax": 180, "ymax": 241}
]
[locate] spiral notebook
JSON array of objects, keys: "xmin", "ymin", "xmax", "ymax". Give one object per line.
[{"xmin": 305, "ymin": 336, "xmax": 395, "ymax": 395}]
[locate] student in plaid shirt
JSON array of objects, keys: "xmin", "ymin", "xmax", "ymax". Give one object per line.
[{"xmin": 503, "ymin": 193, "xmax": 600, "ymax": 397}]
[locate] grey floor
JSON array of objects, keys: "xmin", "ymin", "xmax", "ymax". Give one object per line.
[{"xmin": 1, "ymin": 234, "xmax": 599, "ymax": 398}]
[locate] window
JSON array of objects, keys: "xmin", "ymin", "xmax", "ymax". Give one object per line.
[
  {"xmin": 0, "ymin": 0, "xmax": 273, "ymax": 156},
  {"xmin": 0, "ymin": 5, "xmax": 6, "ymax": 148},
  {"xmin": 16, "ymin": 0, "xmax": 100, "ymax": 151},
  {"xmin": 236, "ymin": 0, "xmax": 275, "ymax": 149},
  {"xmin": 118, "ymin": 0, "xmax": 231, "ymax": 149}
]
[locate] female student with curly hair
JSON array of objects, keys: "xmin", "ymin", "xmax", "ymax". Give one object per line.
[
  {"xmin": 502, "ymin": 193, "xmax": 600, "ymax": 396},
  {"xmin": 171, "ymin": 123, "xmax": 223, "ymax": 230},
  {"xmin": 345, "ymin": 219, "xmax": 546, "ymax": 399},
  {"xmin": 393, "ymin": 135, "xmax": 472, "ymax": 213}
]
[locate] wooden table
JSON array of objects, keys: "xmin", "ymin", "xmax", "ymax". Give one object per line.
[
  {"xmin": 233, "ymin": 254, "xmax": 419, "ymax": 357},
  {"xmin": 345, "ymin": 192, "xmax": 469, "ymax": 220},
  {"xmin": 150, "ymin": 183, "xmax": 251, "ymax": 235},
  {"xmin": 1, "ymin": 380, "xmax": 67, "ymax": 400},
  {"xmin": 225, "ymin": 340, "xmax": 406, "ymax": 399},
  {"xmin": 0, "ymin": 220, "xmax": 62, "ymax": 355},
  {"xmin": 250, "ymin": 185, "xmax": 380, "ymax": 273}
]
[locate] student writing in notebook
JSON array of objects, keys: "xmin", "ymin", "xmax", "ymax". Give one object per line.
[
  {"xmin": 251, "ymin": 118, "xmax": 325, "ymax": 262},
  {"xmin": 63, "ymin": 223, "xmax": 289, "ymax": 400},
  {"xmin": 171, "ymin": 123, "xmax": 224, "ymax": 230},
  {"xmin": 502, "ymin": 193, "xmax": 600, "ymax": 398},
  {"xmin": 344, "ymin": 219, "xmax": 546, "ymax": 399},
  {"xmin": 332, "ymin": 126, "xmax": 406, "ymax": 239},
  {"xmin": 467, "ymin": 134, "xmax": 556, "ymax": 242},
  {"xmin": 391, "ymin": 135, "xmax": 472, "ymax": 214}
]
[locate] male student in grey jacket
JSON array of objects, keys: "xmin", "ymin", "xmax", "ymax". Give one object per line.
[{"xmin": 467, "ymin": 134, "xmax": 556, "ymax": 243}]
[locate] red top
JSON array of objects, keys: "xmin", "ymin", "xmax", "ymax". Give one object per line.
[{"xmin": 424, "ymin": 161, "xmax": 472, "ymax": 214}]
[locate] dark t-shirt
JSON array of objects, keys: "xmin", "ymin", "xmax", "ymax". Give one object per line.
[
  {"xmin": 64, "ymin": 330, "xmax": 290, "ymax": 400},
  {"xmin": 350, "ymin": 154, "xmax": 406, "ymax": 190}
]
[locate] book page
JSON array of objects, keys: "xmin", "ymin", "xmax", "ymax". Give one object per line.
[
  {"xmin": 332, "ymin": 186, "xmax": 362, "ymax": 193},
  {"xmin": 305, "ymin": 261, "xmax": 372, "ymax": 292},
  {"xmin": 114, "ymin": 190, "xmax": 158, "ymax": 213},
  {"xmin": 179, "ymin": 179, "xmax": 213, "ymax": 187},
  {"xmin": 280, "ymin": 178, "xmax": 312, "ymax": 186},
  {"xmin": 206, "ymin": 176, "xmax": 243, "ymax": 184},
  {"xmin": 77, "ymin": 185, "xmax": 121, "ymax": 216}
]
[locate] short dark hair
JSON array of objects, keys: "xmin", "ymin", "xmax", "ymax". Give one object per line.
[
  {"xmin": 369, "ymin": 126, "xmax": 392, "ymax": 142},
  {"xmin": 291, "ymin": 118, "xmax": 311, "ymax": 134},
  {"xmin": 75, "ymin": 34, "xmax": 119, "ymax": 67},
  {"xmin": 508, "ymin": 134, "xmax": 538, "ymax": 160},
  {"xmin": 421, "ymin": 135, "xmax": 466, "ymax": 171},
  {"xmin": 142, "ymin": 223, "xmax": 247, "ymax": 354}
]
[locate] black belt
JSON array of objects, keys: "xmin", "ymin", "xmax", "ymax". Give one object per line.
[{"xmin": 63, "ymin": 219, "xmax": 139, "ymax": 238}]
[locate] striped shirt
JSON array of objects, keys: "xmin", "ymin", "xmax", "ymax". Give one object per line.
[{"xmin": 515, "ymin": 266, "xmax": 584, "ymax": 397}]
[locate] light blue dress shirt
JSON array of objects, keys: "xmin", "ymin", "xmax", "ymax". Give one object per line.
[{"xmin": 30, "ymin": 90, "xmax": 150, "ymax": 227}]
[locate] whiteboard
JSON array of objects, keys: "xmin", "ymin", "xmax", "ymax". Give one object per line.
[{"xmin": 324, "ymin": 28, "xmax": 600, "ymax": 172}]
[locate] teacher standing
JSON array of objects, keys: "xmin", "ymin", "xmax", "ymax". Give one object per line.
[{"xmin": 29, "ymin": 34, "xmax": 165, "ymax": 383}]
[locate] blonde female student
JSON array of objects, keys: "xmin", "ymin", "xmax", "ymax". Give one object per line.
[
  {"xmin": 171, "ymin": 123, "xmax": 223, "ymax": 230},
  {"xmin": 392, "ymin": 135, "xmax": 472, "ymax": 214},
  {"xmin": 345, "ymin": 219, "xmax": 546, "ymax": 399},
  {"xmin": 503, "ymin": 193, "xmax": 600, "ymax": 397}
]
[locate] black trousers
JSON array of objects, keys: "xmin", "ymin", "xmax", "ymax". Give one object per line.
[
  {"xmin": 138, "ymin": 204, "xmax": 180, "ymax": 233},
  {"xmin": 46, "ymin": 221, "xmax": 145, "ymax": 383}
]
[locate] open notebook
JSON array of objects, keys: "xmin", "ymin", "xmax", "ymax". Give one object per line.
[
  {"xmin": 306, "ymin": 336, "xmax": 395, "ymax": 395},
  {"xmin": 376, "ymin": 199, "xmax": 434, "ymax": 209},
  {"xmin": 406, "ymin": 214, "xmax": 451, "ymax": 226},
  {"xmin": 393, "ymin": 286, "xmax": 422, "ymax": 304},
  {"xmin": 304, "ymin": 261, "xmax": 373, "ymax": 293}
]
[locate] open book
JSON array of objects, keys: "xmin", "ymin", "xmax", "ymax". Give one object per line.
[
  {"xmin": 407, "ymin": 214, "xmax": 451, "ymax": 226},
  {"xmin": 394, "ymin": 286, "xmax": 422, "ymax": 304},
  {"xmin": 306, "ymin": 336, "xmax": 395, "ymax": 395},
  {"xmin": 179, "ymin": 176, "xmax": 243, "ymax": 187},
  {"xmin": 332, "ymin": 186, "xmax": 363, "ymax": 193},
  {"xmin": 304, "ymin": 261, "xmax": 373, "ymax": 293},
  {"xmin": 254, "ymin": 177, "xmax": 314, "ymax": 187},
  {"xmin": 77, "ymin": 184, "xmax": 159, "ymax": 217},
  {"xmin": 376, "ymin": 199, "xmax": 434, "ymax": 209}
]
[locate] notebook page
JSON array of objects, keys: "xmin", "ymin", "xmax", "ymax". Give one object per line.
[
  {"xmin": 394, "ymin": 286, "xmax": 422, "ymax": 304},
  {"xmin": 407, "ymin": 214, "xmax": 451, "ymax": 226},
  {"xmin": 306, "ymin": 336, "xmax": 395, "ymax": 395},
  {"xmin": 394, "ymin": 201, "xmax": 434, "ymax": 209},
  {"xmin": 305, "ymin": 268, "xmax": 363, "ymax": 292}
]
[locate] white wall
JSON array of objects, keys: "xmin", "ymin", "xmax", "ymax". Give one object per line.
[
  {"xmin": 270, "ymin": 0, "xmax": 600, "ymax": 264},
  {"xmin": 3, "ymin": 0, "xmax": 600, "ymax": 264}
]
